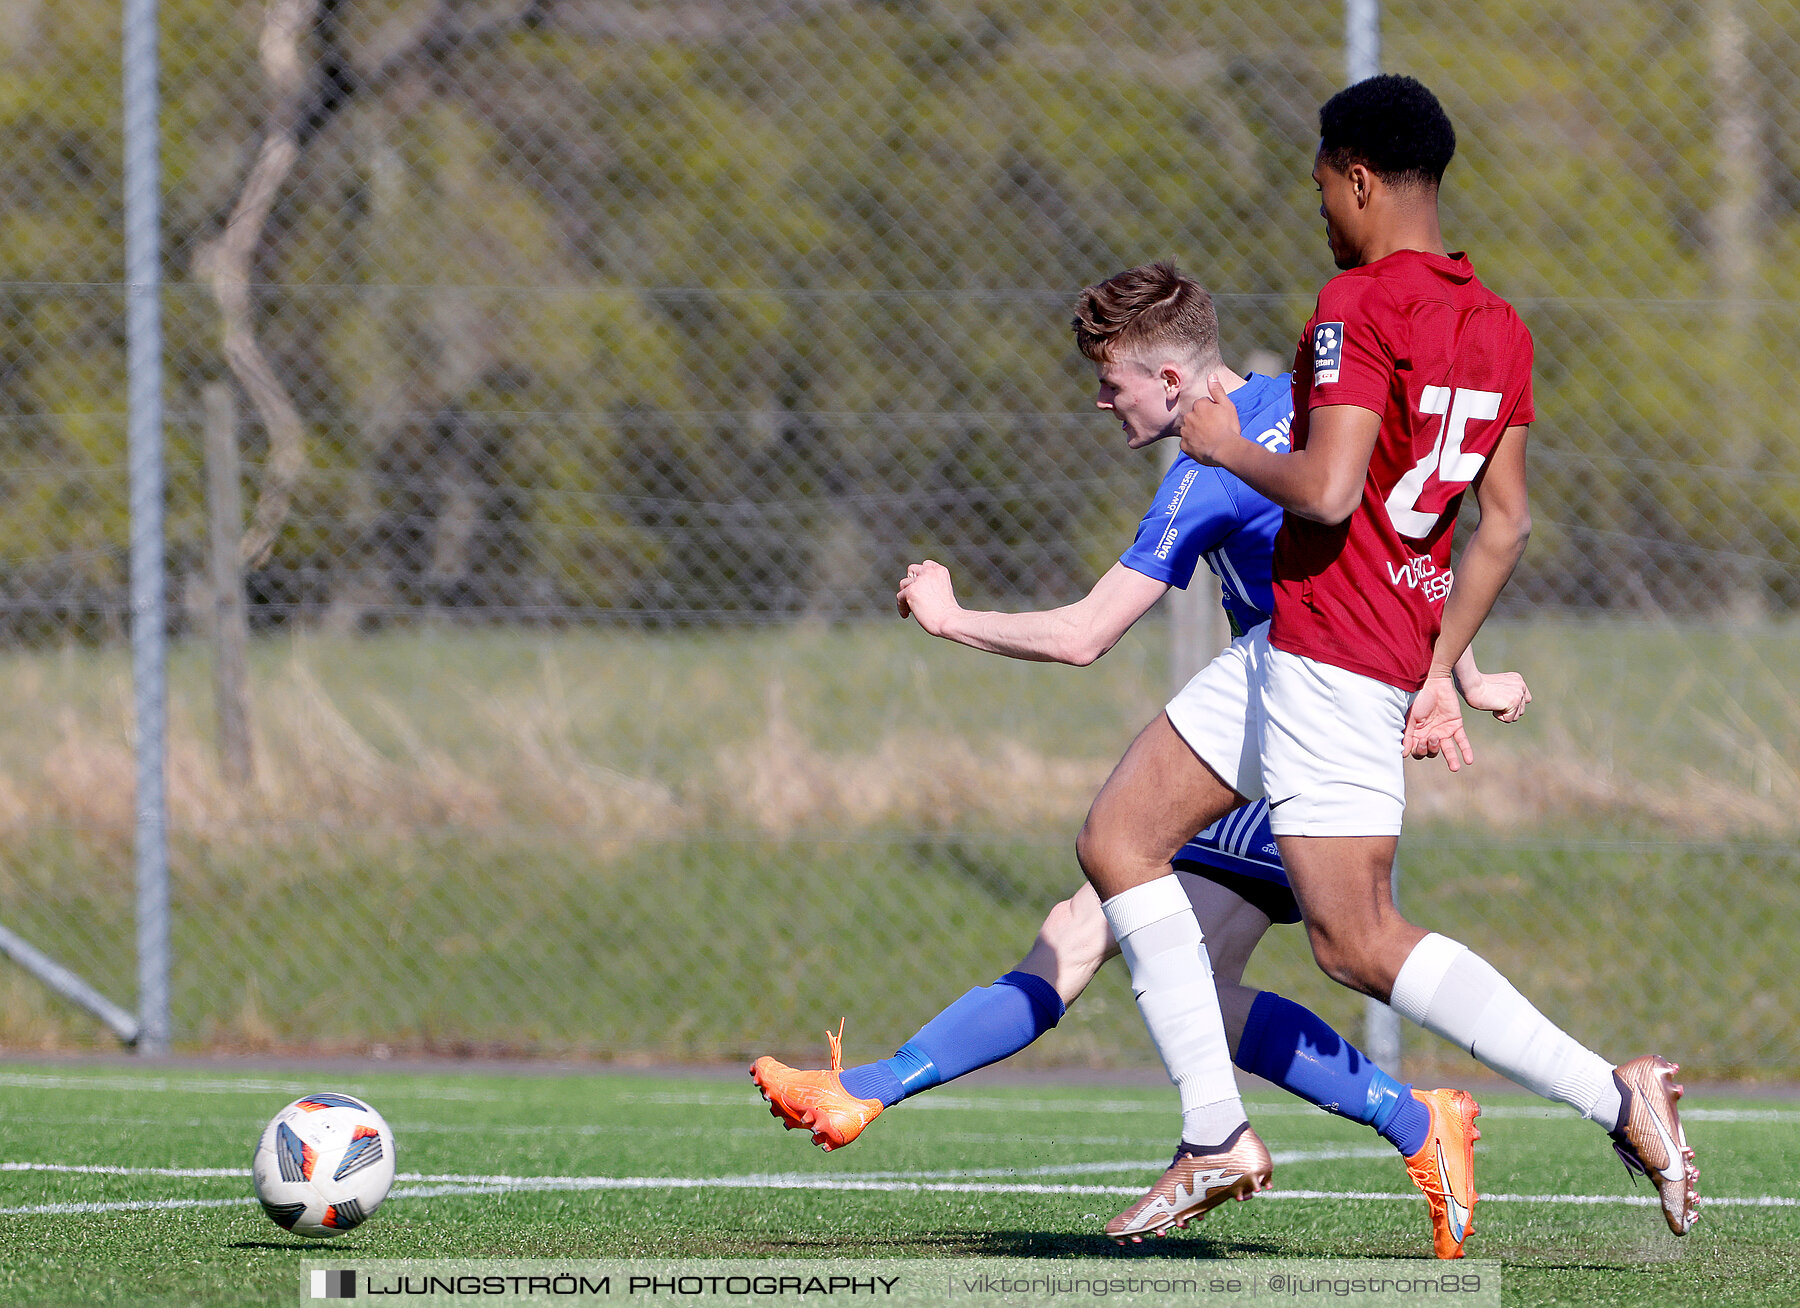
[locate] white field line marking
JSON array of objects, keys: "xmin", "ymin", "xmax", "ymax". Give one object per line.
[
  {"xmin": 7, "ymin": 1080, "xmax": 1790, "ymax": 1123},
  {"xmin": 628, "ymin": 1092, "xmax": 1172, "ymax": 1114},
  {"xmin": 628, "ymin": 1090, "xmax": 1800, "ymax": 1123},
  {"xmin": 930, "ymin": 1132, "xmax": 1174, "ymax": 1148},
  {"xmin": 1, "ymin": 1115, "xmax": 902, "ymax": 1141},
  {"xmin": 5, "ymin": 1106, "xmax": 1790, "ymax": 1154},
  {"xmin": 2, "ymin": 1163, "xmax": 246, "ymax": 1178},
  {"xmin": 0, "ymin": 1148, "xmax": 1391, "ymax": 1187},
  {"xmin": 6, "ymin": 1173, "xmax": 1798, "ymax": 1220},
  {"xmin": 0, "ymin": 1115, "xmax": 1178, "ymax": 1147},
  {"xmin": 1266, "ymin": 1190, "xmax": 1800, "ymax": 1208},
  {"xmin": 0, "ymin": 1071, "xmax": 501, "ymax": 1101},
  {"xmin": 0, "ymin": 1115, "xmax": 1338, "ymax": 1148},
  {"xmin": 2, "ymin": 1197, "xmax": 256, "ymax": 1217},
  {"xmin": 776, "ymin": 1148, "xmax": 1399, "ymax": 1178},
  {"xmin": 1, "ymin": 1115, "xmax": 226, "ymax": 1129}
]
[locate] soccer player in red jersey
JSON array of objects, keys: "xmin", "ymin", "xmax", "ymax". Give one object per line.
[{"xmin": 1081, "ymin": 76, "xmax": 1698, "ymax": 1247}]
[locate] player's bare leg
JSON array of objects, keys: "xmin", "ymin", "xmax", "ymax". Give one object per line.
[
  {"xmin": 1016, "ymin": 879, "xmax": 1268, "ymax": 1044},
  {"xmin": 1076, "ymin": 713, "xmax": 1273, "ymax": 1239},
  {"xmin": 1274, "ymin": 834, "xmax": 1421, "ymax": 1001},
  {"xmin": 1278, "ymin": 832, "xmax": 1698, "ymax": 1236},
  {"xmin": 1076, "ymin": 713, "xmax": 1241, "ymax": 900},
  {"xmin": 1034, "ymin": 882, "xmax": 1278, "ymax": 1245},
  {"xmin": 751, "ymin": 876, "xmax": 1271, "ymax": 1153},
  {"xmin": 1268, "ymin": 833, "xmax": 1484, "ymax": 1253}
]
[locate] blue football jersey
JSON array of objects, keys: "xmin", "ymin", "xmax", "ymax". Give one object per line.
[
  {"xmin": 1118, "ymin": 372, "xmax": 1292, "ymax": 636},
  {"xmin": 1119, "ymin": 375, "xmax": 1297, "ymax": 905}
]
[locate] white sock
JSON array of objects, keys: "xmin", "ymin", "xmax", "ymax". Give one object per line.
[
  {"xmin": 1101, "ymin": 877, "xmax": 1245, "ymax": 1146},
  {"xmin": 1391, "ymin": 933, "xmax": 1623, "ymax": 1128}
]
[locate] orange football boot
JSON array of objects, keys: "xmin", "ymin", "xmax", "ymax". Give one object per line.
[
  {"xmin": 750, "ymin": 1021, "xmax": 885, "ymax": 1152},
  {"xmin": 1403, "ymin": 1087, "xmax": 1482, "ymax": 1259}
]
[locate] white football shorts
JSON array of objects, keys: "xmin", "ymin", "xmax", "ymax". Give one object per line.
[{"xmin": 1164, "ymin": 621, "xmax": 1412, "ymax": 837}]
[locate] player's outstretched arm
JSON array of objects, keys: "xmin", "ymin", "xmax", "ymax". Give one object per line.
[{"xmin": 896, "ymin": 559, "xmax": 1168, "ymax": 665}]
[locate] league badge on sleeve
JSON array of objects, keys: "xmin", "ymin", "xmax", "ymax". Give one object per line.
[{"xmin": 1313, "ymin": 322, "xmax": 1344, "ymax": 385}]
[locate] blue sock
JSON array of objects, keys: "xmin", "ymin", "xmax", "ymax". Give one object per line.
[
  {"xmin": 1235, "ymin": 991, "xmax": 1431, "ymax": 1156},
  {"xmin": 837, "ymin": 972, "xmax": 1065, "ymax": 1108}
]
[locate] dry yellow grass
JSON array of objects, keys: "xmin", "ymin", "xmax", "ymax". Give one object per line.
[
  {"xmin": 5, "ymin": 634, "xmax": 1798, "ymax": 858},
  {"xmin": 714, "ymin": 679, "xmax": 1111, "ymax": 836},
  {"xmin": 13, "ymin": 651, "xmax": 685, "ymax": 847},
  {"xmin": 1, "ymin": 624, "xmax": 1794, "ymax": 1064},
  {"xmin": 4, "ymin": 649, "xmax": 1116, "ymax": 850},
  {"xmin": 1406, "ymin": 732, "xmax": 1800, "ymax": 838},
  {"xmin": 3, "ymin": 618, "xmax": 1800, "ymax": 874}
]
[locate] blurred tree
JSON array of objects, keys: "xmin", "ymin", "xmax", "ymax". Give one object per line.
[{"xmin": 0, "ymin": 0, "xmax": 1792, "ymax": 630}]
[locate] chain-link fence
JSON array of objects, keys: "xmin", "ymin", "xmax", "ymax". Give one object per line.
[{"xmin": 0, "ymin": 1, "xmax": 1795, "ymax": 1082}]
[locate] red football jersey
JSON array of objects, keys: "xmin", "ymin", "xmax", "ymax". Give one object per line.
[{"xmin": 1269, "ymin": 250, "xmax": 1534, "ymax": 690}]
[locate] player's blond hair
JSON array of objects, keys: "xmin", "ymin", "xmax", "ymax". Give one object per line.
[{"xmin": 1071, "ymin": 262, "xmax": 1221, "ymax": 368}]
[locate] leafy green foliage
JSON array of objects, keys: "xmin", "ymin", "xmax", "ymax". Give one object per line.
[{"xmin": 0, "ymin": 1, "xmax": 1794, "ymax": 626}]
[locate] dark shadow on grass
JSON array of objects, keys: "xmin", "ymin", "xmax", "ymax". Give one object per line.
[
  {"xmin": 944, "ymin": 1231, "xmax": 1289, "ymax": 1260},
  {"xmin": 227, "ymin": 1241, "xmax": 362, "ymax": 1252},
  {"xmin": 758, "ymin": 1232, "xmax": 1288, "ymax": 1259}
]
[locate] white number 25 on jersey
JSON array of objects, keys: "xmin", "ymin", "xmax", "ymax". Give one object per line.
[{"xmin": 1383, "ymin": 386, "xmax": 1503, "ymax": 538}]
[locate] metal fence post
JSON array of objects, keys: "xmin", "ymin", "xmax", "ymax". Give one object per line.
[
  {"xmin": 203, "ymin": 383, "xmax": 255, "ymax": 788},
  {"xmin": 1347, "ymin": 0, "xmax": 1382, "ymax": 84},
  {"xmin": 1344, "ymin": 0, "xmax": 1403, "ymax": 1074},
  {"xmin": 124, "ymin": 0, "xmax": 170, "ymax": 1056}
]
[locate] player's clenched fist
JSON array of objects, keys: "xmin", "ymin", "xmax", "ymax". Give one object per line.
[
  {"xmin": 1178, "ymin": 375, "xmax": 1241, "ymax": 466},
  {"xmin": 896, "ymin": 559, "xmax": 960, "ymax": 636}
]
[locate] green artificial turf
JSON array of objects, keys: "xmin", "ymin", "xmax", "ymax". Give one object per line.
[{"xmin": 0, "ymin": 1063, "xmax": 1794, "ymax": 1306}]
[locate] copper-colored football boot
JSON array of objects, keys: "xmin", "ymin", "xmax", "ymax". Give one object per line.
[
  {"xmin": 1104, "ymin": 1123, "xmax": 1274, "ymax": 1243},
  {"xmin": 1609, "ymin": 1055, "xmax": 1699, "ymax": 1234}
]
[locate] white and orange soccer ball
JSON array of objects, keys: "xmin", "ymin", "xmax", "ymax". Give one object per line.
[{"xmin": 251, "ymin": 1092, "xmax": 396, "ymax": 1238}]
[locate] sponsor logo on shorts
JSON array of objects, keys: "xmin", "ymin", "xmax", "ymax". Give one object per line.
[{"xmin": 1313, "ymin": 322, "xmax": 1344, "ymax": 385}]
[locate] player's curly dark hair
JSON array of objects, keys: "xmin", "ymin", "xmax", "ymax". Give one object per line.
[
  {"xmin": 1071, "ymin": 261, "xmax": 1219, "ymax": 366},
  {"xmin": 1318, "ymin": 74, "xmax": 1456, "ymax": 187}
]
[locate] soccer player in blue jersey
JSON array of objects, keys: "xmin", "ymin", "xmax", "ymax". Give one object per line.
[{"xmin": 751, "ymin": 262, "xmax": 1529, "ymax": 1257}]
